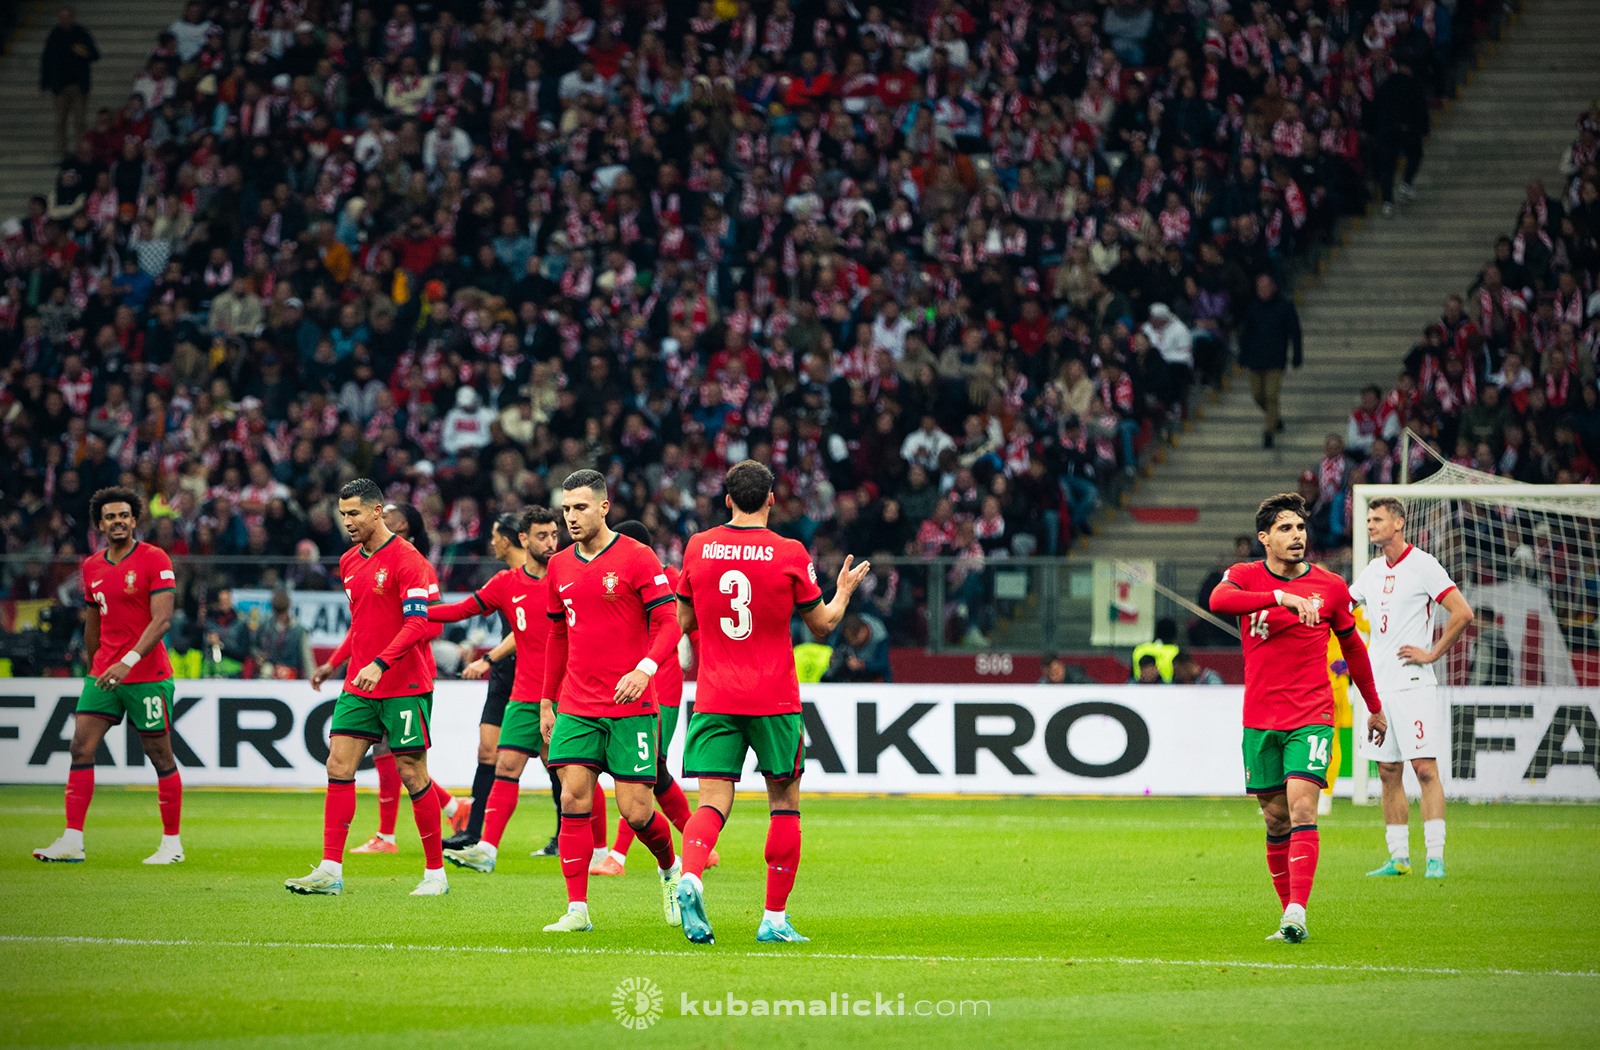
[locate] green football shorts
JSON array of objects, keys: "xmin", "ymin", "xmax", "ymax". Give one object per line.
[
  {"xmin": 330, "ymin": 690, "xmax": 433, "ymax": 753},
  {"xmin": 1242, "ymin": 724, "xmax": 1335, "ymax": 794},
  {"xmin": 76, "ymin": 677, "xmax": 175, "ymax": 735},
  {"xmin": 496, "ymin": 700, "xmax": 544, "ymax": 756},
  {"xmin": 682, "ymin": 711, "xmax": 805, "ymax": 782},
  {"xmin": 659, "ymin": 704, "xmax": 682, "ymax": 750},
  {"xmin": 546, "ymin": 711, "xmax": 659, "ymax": 782}
]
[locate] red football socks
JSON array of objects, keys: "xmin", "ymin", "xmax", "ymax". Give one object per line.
[
  {"xmin": 611, "ymin": 818, "xmax": 636, "ymax": 857},
  {"xmin": 374, "ymin": 752, "xmax": 400, "ymax": 835},
  {"xmin": 632, "ymin": 811, "xmax": 676, "ymax": 870},
  {"xmin": 1266, "ymin": 833, "xmax": 1291, "ymax": 909},
  {"xmin": 590, "ymin": 787, "xmax": 607, "ymax": 848},
  {"xmin": 156, "ymin": 765, "xmax": 182, "ymax": 835},
  {"xmin": 559, "ymin": 813, "xmax": 591, "ymax": 903},
  {"xmin": 657, "ymin": 778, "xmax": 692, "ymax": 831},
  {"xmin": 764, "ymin": 810, "xmax": 802, "ymax": 911},
  {"xmin": 428, "ymin": 777, "xmax": 453, "ymax": 813},
  {"xmin": 323, "ymin": 778, "xmax": 357, "ymax": 861},
  {"xmin": 409, "ymin": 780, "xmax": 444, "ymax": 869},
  {"xmin": 65, "ymin": 763, "xmax": 94, "ymax": 831},
  {"xmin": 480, "ymin": 776, "xmax": 520, "ymax": 849},
  {"xmin": 1288, "ymin": 825, "xmax": 1320, "ymax": 907},
  {"xmin": 680, "ymin": 805, "xmax": 725, "ymax": 879}
]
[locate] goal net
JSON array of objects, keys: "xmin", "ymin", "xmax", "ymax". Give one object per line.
[{"xmin": 1348, "ymin": 469, "xmax": 1600, "ymax": 802}]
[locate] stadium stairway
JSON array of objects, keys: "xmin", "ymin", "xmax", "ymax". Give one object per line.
[
  {"xmin": 0, "ymin": 0, "xmax": 178, "ymax": 221},
  {"xmin": 1087, "ymin": 0, "xmax": 1600, "ymax": 603}
]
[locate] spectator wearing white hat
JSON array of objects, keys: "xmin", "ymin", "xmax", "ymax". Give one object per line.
[
  {"xmin": 1142, "ymin": 303, "xmax": 1194, "ymax": 419},
  {"xmin": 441, "ymin": 386, "xmax": 496, "ymax": 457}
]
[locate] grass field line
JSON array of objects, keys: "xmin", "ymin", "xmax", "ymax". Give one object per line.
[{"xmin": 3, "ymin": 934, "xmax": 1596, "ymax": 980}]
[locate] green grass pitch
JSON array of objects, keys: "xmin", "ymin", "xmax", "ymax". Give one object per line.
[{"xmin": 2, "ymin": 785, "xmax": 1597, "ymax": 1049}]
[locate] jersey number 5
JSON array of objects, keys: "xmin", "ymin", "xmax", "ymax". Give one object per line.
[
  {"xmin": 1248, "ymin": 610, "xmax": 1271, "ymax": 640},
  {"xmin": 718, "ymin": 569, "xmax": 753, "ymax": 640}
]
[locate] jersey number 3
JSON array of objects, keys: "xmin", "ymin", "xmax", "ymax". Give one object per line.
[
  {"xmin": 1248, "ymin": 610, "xmax": 1271, "ymax": 640},
  {"xmin": 718, "ymin": 569, "xmax": 753, "ymax": 640}
]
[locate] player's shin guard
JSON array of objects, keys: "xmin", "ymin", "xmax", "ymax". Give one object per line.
[
  {"xmin": 681, "ymin": 805, "xmax": 725, "ymax": 879},
  {"xmin": 374, "ymin": 752, "xmax": 401, "ymax": 836},
  {"xmin": 631, "ymin": 811, "xmax": 676, "ymax": 870},
  {"xmin": 410, "ymin": 780, "xmax": 445, "ymax": 869},
  {"xmin": 324, "ymin": 777, "xmax": 357, "ymax": 861},
  {"xmin": 764, "ymin": 810, "xmax": 801, "ymax": 912},
  {"xmin": 156, "ymin": 765, "xmax": 182, "ymax": 835},
  {"xmin": 467, "ymin": 761, "xmax": 496, "ymax": 838},
  {"xmin": 590, "ymin": 788, "xmax": 608, "ymax": 849},
  {"xmin": 65, "ymin": 763, "xmax": 95, "ymax": 832},
  {"xmin": 1288, "ymin": 825, "xmax": 1320, "ymax": 908},
  {"xmin": 655, "ymin": 773, "xmax": 693, "ymax": 831},
  {"xmin": 1266, "ymin": 833, "xmax": 1291, "ymax": 909},
  {"xmin": 480, "ymin": 776, "xmax": 520, "ymax": 849},
  {"xmin": 559, "ymin": 813, "xmax": 591, "ymax": 903}
]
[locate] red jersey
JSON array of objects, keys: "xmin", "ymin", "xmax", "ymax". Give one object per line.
[
  {"xmin": 1220, "ymin": 561, "xmax": 1357, "ymax": 730},
  {"xmin": 338, "ymin": 534, "xmax": 440, "ymax": 698},
  {"xmin": 464, "ymin": 565, "xmax": 550, "ymax": 702},
  {"xmin": 677, "ymin": 524, "xmax": 822, "ymax": 716},
  {"xmin": 542, "ymin": 533, "xmax": 677, "ymax": 719},
  {"xmin": 83, "ymin": 541, "xmax": 176, "ymax": 683},
  {"xmin": 653, "ymin": 564, "xmax": 687, "ymax": 708}
]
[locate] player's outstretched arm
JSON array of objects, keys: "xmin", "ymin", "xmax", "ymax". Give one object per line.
[
  {"xmin": 1336, "ymin": 627, "xmax": 1387, "ymax": 746},
  {"xmin": 1399, "ymin": 589, "xmax": 1475, "ymax": 666},
  {"xmin": 463, "ymin": 632, "xmax": 514, "ymax": 680},
  {"xmin": 801, "ymin": 554, "xmax": 872, "ymax": 640},
  {"xmin": 311, "ymin": 634, "xmax": 353, "ymax": 691},
  {"xmin": 428, "ymin": 594, "xmax": 486, "ymax": 623}
]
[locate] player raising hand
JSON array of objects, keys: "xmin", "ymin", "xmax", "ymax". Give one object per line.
[{"xmin": 1210, "ymin": 493, "xmax": 1387, "ymax": 944}]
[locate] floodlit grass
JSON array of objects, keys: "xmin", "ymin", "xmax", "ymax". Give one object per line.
[{"xmin": 2, "ymin": 785, "xmax": 1596, "ymax": 1048}]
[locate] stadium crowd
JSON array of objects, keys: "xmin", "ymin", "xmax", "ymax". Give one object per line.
[
  {"xmin": 1297, "ymin": 106, "xmax": 1600, "ymax": 560},
  {"xmin": 1, "ymin": 0, "xmax": 1500, "ymax": 658}
]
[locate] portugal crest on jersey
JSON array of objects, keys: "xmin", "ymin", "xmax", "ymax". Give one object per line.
[
  {"xmin": 373, "ymin": 568, "xmax": 389, "ymax": 592},
  {"xmin": 123, "ymin": 569, "xmax": 137, "ymax": 593},
  {"xmin": 602, "ymin": 571, "xmax": 620, "ymax": 599}
]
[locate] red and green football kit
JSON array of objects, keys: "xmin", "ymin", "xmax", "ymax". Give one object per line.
[
  {"xmin": 674, "ymin": 523, "xmax": 823, "ymax": 909},
  {"xmin": 1210, "ymin": 559, "xmax": 1384, "ymax": 912}
]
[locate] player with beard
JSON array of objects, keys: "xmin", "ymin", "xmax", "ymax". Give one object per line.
[{"xmin": 1209, "ymin": 493, "xmax": 1388, "ymax": 943}]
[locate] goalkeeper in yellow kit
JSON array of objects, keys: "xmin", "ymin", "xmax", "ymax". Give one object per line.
[{"xmin": 1319, "ymin": 607, "xmax": 1368, "ymax": 813}]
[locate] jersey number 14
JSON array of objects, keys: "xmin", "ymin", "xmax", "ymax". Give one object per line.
[{"xmin": 1248, "ymin": 610, "xmax": 1271, "ymax": 640}]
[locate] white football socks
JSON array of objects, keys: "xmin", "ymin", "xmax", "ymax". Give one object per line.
[
  {"xmin": 609, "ymin": 849, "xmax": 627, "ymax": 866},
  {"xmin": 763, "ymin": 909, "xmax": 787, "ymax": 925},
  {"xmin": 62, "ymin": 829, "xmax": 85, "ymax": 851},
  {"xmin": 1385, "ymin": 823, "xmax": 1409, "ymax": 861},
  {"xmin": 376, "ymin": 832, "xmax": 396, "ymax": 844},
  {"xmin": 478, "ymin": 841, "xmax": 498, "ymax": 859},
  {"xmin": 317, "ymin": 859, "xmax": 343, "ymax": 878},
  {"xmin": 1423, "ymin": 818, "xmax": 1446, "ymax": 861},
  {"xmin": 591, "ymin": 846, "xmax": 608, "ymax": 863}
]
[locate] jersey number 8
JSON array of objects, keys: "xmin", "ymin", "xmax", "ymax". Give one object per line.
[
  {"xmin": 515, "ymin": 606, "xmax": 527, "ymax": 631},
  {"xmin": 718, "ymin": 569, "xmax": 753, "ymax": 640}
]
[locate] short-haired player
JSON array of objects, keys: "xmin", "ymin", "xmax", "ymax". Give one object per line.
[
  {"xmin": 1351, "ymin": 497, "xmax": 1475, "ymax": 879},
  {"xmin": 1210, "ymin": 493, "xmax": 1388, "ymax": 943},
  {"xmin": 673, "ymin": 461, "xmax": 870, "ymax": 944}
]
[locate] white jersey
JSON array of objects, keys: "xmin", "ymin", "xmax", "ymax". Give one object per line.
[{"xmin": 1350, "ymin": 544, "xmax": 1459, "ymax": 694}]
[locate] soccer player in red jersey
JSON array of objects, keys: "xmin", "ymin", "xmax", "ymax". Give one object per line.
[
  {"xmin": 674, "ymin": 461, "xmax": 870, "ymax": 944},
  {"xmin": 538, "ymin": 470, "xmax": 684, "ymax": 933},
  {"xmin": 285, "ymin": 479, "xmax": 450, "ymax": 897},
  {"xmin": 429, "ymin": 506, "xmax": 563, "ymax": 873},
  {"xmin": 34, "ymin": 487, "xmax": 182, "ymax": 865},
  {"xmin": 592, "ymin": 519, "xmax": 717, "ymax": 877},
  {"xmin": 1209, "ymin": 493, "xmax": 1389, "ymax": 943},
  {"xmin": 350, "ymin": 502, "xmax": 466, "ymax": 855}
]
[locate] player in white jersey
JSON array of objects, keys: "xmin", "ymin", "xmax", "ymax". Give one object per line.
[{"xmin": 1349, "ymin": 497, "xmax": 1476, "ymax": 879}]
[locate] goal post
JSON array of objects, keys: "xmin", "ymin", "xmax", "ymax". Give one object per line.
[{"xmin": 1348, "ymin": 482, "xmax": 1600, "ymax": 805}]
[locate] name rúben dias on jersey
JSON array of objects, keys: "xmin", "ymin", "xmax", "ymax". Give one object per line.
[{"xmin": 702, "ymin": 542, "xmax": 778, "ymax": 561}]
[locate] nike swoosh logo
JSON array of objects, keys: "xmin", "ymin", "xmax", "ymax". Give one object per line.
[
  {"xmin": 344, "ymin": 577, "xmax": 353, "ymax": 583},
  {"xmin": 1291, "ymin": 855, "xmax": 1311, "ymax": 862},
  {"xmin": 632, "ymin": 763, "xmax": 651, "ymax": 772},
  {"xmin": 562, "ymin": 858, "xmax": 583, "ymax": 864},
  {"xmin": 399, "ymin": 736, "xmax": 416, "ymax": 744},
  {"xmin": 511, "ymin": 595, "xmax": 525, "ymax": 603},
  {"xmin": 559, "ymin": 583, "xmax": 574, "ymax": 592}
]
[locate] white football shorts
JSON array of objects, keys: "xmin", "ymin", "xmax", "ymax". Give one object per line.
[{"xmin": 1360, "ymin": 685, "xmax": 1444, "ymax": 763}]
